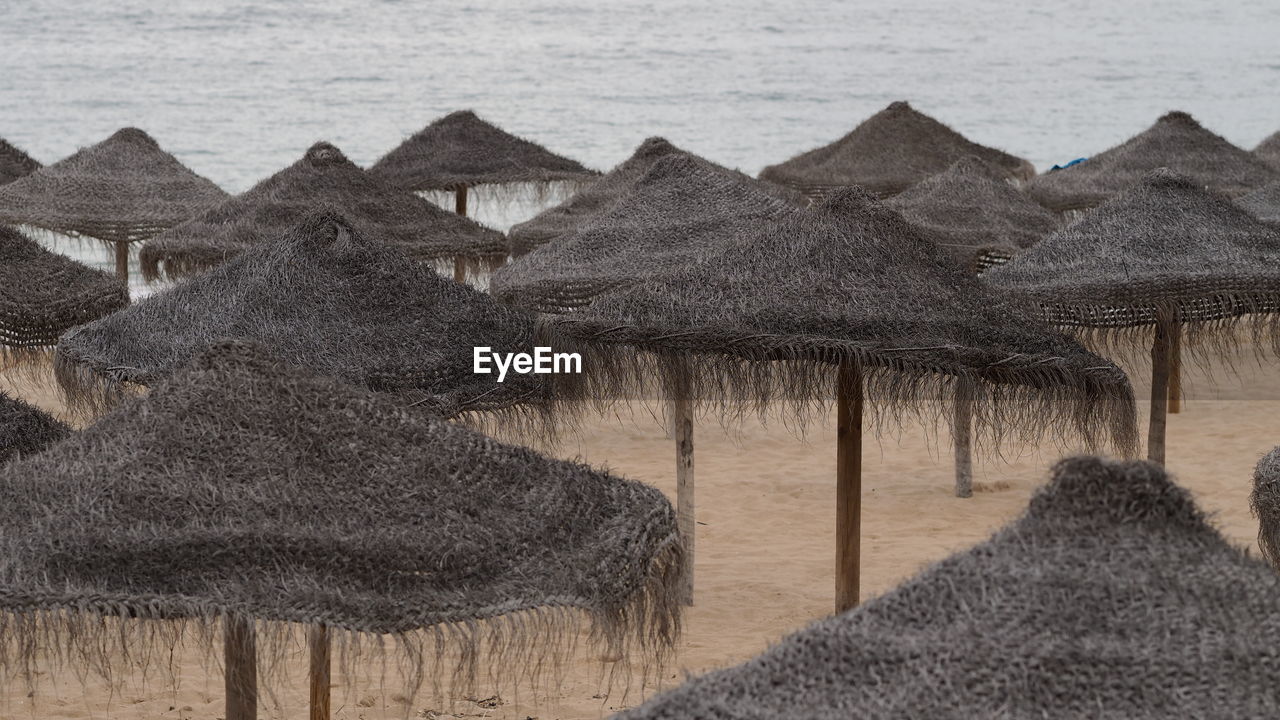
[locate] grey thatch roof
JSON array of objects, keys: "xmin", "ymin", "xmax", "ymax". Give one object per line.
[
  {"xmin": 758, "ymin": 101, "xmax": 1035, "ymax": 198},
  {"xmin": 1239, "ymin": 179, "xmax": 1280, "ymax": 223},
  {"xmin": 492, "ymin": 153, "xmax": 799, "ymax": 314},
  {"xmin": 886, "ymin": 155, "xmax": 1058, "ymax": 271},
  {"xmin": 1253, "ymin": 446, "xmax": 1280, "ymax": 570},
  {"xmin": 138, "ymin": 142, "xmax": 508, "ymax": 282},
  {"xmin": 0, "ymin": 341, "xmax": 682, "ymax": 696},
  {"xmin": 0, "ymin": 128, "xmax": 228, "ymax": 243},
  {"xmin": 506, "ymin": 137, "xmax": 806, "ymax": 256},
  {"xmin": 620, "ymin": 455, "xmax": 1280, "ymax": 719},
  {"xmin": 0, "ymin": 391, "xmax": 70, "ymax": 464},
  {"xmin": 536, "ymin": 187, "xmax": 1136, "ymax": 453},
  {"xmin": 0, "ymin": 138, "xmax": 40, "ymax": 185},
  {"xmin": 0, "ymin": 225, "xmax": 128, "ymax": 360},
  {"xmin": 56, "ymin": 210, "xmax": 548, "ymax": 424},
  {"xmin": 369, "ymin": 110, "xmax": 599, "ymax": 193},
  {"xmin": 1026, "ymin": 112, "xmax": 1278, "ymax": 212},
  {"xmin": 1256, "ymin": 131, "xmax": 1280, "ymax": 170},
  {"xmin": 986, "ymin": 169, "xmax": 1280, "ymax": 352}
]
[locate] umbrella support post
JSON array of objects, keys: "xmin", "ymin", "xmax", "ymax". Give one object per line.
[
  {"xmin": 1168, "ymin": 322, "xmax": 1182, "ymax": 414},
  {"xmin": 1148, "ymin": 320, "xmax": 1172, "ymax": 465},
  {"xmin": 453, "ymin": 257, "xmax": 466, "ymax": 284},
  {"xmin": 452, "ymin": 187, "xmax": 469, "ymax": 284},
  {"xmin": 224, "ymin": 616, "xmax": 257, "ymax": 720},
  {"xmin": 953, "ymin": 379, "xmax": 974, "ymax": 498},
  {"xmin": 835, "ymin": 361, "xmax": 863, "ymax": 614},
  {"xmin": 310, "ymin": 624, "xmax": 331, "ymax": 720},
  {"xmin": 673, "ymin": 393, "xmax": 695, "ymax": 605},
  {"xmin": 114, "ymin": 239, "xmax": 129, "ymax": 294}
]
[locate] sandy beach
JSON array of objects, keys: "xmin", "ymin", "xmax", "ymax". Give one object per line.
[{"xmin": 2, "ymin": 344, "xmax": 1276, "ymax": 720}]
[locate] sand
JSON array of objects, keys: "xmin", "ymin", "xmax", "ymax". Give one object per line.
[{"xmin": 1, "ymin": 348, "xmax": 1277, "ymax": 719}]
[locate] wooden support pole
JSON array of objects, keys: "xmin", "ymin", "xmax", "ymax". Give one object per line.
[
  {"xmin": 673, "ymin": 393, "xmax": 695, "ymax": 605},
  {"xmin": 453, "ymin": 257, "xmax": 467, "ymax": 284},
  {"xmin": 953, "ymin": 378, "xmax": 974, "ymax": 498},
  {"xmin": 453, "ymin": 186, "xmax": 469, "ymax": 284},
  {"xmin": 835, "ymin": 361, "xmax": 863, "ymax": 614},
  {"xmin": 1148, "ymin": 320, "xmax": 1172, "ymax": 465},
  {"xmin": 224, "ymin": 616, "xmax": 257, "ymax": 720},
  {"xmin": 114, "ymin": 239, "xmax": 130, "ymax": 296},
  {"xmin": 1168, "ymin": 322, "xmax": 1183, "ymax": 414},
  {"xmin": 309, "ymin": 625, "xmax": 331, "ymax": 720}
]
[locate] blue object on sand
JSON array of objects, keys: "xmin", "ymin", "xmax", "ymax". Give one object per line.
[{"xmin": 1049, "ymin": 157, "xmax": 1088, "ymax": 171}]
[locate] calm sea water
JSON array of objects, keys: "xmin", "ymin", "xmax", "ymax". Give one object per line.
[{"xmin": 3, "ymin": 0, "xmax": 1279, "ymax": 291}]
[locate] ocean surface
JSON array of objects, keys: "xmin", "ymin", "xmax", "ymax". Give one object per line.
[{"xmin": 3, "ymin": 0, "xmax": 1279, "ymax": 292}]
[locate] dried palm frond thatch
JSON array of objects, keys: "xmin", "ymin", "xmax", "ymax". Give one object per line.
[
  {"xmin": 759, "ymin": 101, "xmax": 1035, "ymax": 199},
  {"xmin": 138, "ymin": 142, "xmax": 507, "ymax": 283},
  {"xmin": 0, "ymin": 138, "xmax": 40, "ymax": 185},
  {"xmin": 1252, "ymin": 446, "xmax": 1280, "ymax": 570},
  {"xmin": 620, "ymin": 456, "xmax": 1280, "ymax": 719},
  {"xmin": 1255, "ymin": 131, "xmax": 1280, "ymax": 171},
  {"xmin": 1026, "ymin": 112, "xmax": 1278, "ymax": 212},
  {"xmin": 1239, "ymin": 179, "xmax": 1280, "ymax": 224},
  {"xmin": 0, "ymin": 391, "xmax": 70, "ymax": 464},
  {"xmin": 0, "ymin": 341, "xmax": 683, "ymax": 714}
]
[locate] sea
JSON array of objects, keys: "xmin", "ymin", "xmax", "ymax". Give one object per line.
[{"xmin": 2, "ymin": 0, "xmax": 1279, "ymax": 294}]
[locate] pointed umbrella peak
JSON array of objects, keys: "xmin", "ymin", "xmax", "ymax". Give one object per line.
[
  {"xmin": 108, "ymin": 126, "xmax": 162, "ymax": 146},
  {"xmin": 1156, "ymin": 109, "xmax": 1200, "ymax": 126},
  {"xmin": 303, "ymin": 141, "xmax": 350, "ymax": 165},
  {"xmin": 1027, "ymin": 455, "xmax": 1205, "ymax": 527}
]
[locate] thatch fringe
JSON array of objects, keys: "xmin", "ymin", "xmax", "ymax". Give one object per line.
[
  {"xmin": 0, "ymin": 534, "xmax": 685, "ymax": 709},
  {"xmin": 418, "ymin": 179, "xmax": 597, "ymax": 212},
  {"xmin": 535, "ymin": 318, "xmax": 1139, "ymax": 457},
  {"xmin": 142, "ymin": 246, "xmax": 510, "ymax": 285}
]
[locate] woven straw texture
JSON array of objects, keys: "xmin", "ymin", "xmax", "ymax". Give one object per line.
[
  {"xmin": 536, "ymin": 186, "xmax": 1136, "ymax": 454},
  {"xmin": 1253, "ymin": 446, "xmax": 1280, "ymax": 571},
  {"xmin": 1026, "ymin": 112, "xmax": 1278, "ymax": 212},
  {"xmin": 56, "ymin": 210, "xmax": 549, "ymax": 424},
  {"xmin": 0, "ymin": 128, "xmax": 227, "ymax": 243},
  {"xmin": 0, "ymin": 341, "xmax": 683, "ymax": 697},
  {"xmin": 620, "ymin": 455, "xmax": 1280, "ymax": 719},
  {"xmin": 0, "ymin": 139, "xmax": 40, "ymax": 186},
  {"xmin": 493, "ymin": 153, "xmax": 798, "ymax": 314},
  {"xmin": 986, "ymin": 169, "xmax": 1280, "ymax": 356},
  {"xmin": 507, "ymin": 137, "xmax": 806, "ymax": 256},
  {"xmin": 1, "ymin": 225, "xmax": 128, "ymax": 359},
  {"xmin": 886, "ymin": 155, "xmax": 1058, "ymax": 271},
  {"xmin": 138, "ymin": 142, "xmax": 508, "ymax": 282},
  {"xmin": 758, "ymin": 101, "xmax": 1035, "ymax": 198},
  {"xmin": 369, "ymin": 110, "xmax": 598, "ymax": 193},
  {"xmin": 0, "ymin": 391, "xmax": 70, "ymax": 465},
  {"xmin": 1256, "ymin": 131, "xmax": 1280, "ymax": 170},
  {"xmin": 1239, "ymin": 180, "xmax": 1280, "ymax": 224}
]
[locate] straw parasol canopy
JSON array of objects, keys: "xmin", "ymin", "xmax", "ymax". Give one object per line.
[
  {"xmin": 1026, "ymin": 112, "xmax": 1278, "ymax": 212},
  {"xmin": 506, "ymin": 137, "xmax": 806, "ymax": 256},
  {"xmin": 758, "ymin": 101, "xmax": 1035, "ymax": 198},
  {"xmin": 139, "ymin": 142, "xmax": 508, "ymax": 283},
  {"xmin": 985, "ymin": 168, "xmax": 1280, "ymax": 464},
  {"xmin": 0, "ymin": 225, "xmax": 128, "ymax": 364},
  {"xmin": 0, "ymin": 340, "xmax": 683, "ymax": 709},
  {"xmin": 0, "ymin": 391, "xmax": 70, "ymax": 464},
  {"xmin": 619, "ymin": 455, "xmax": 1280, "ymax": 719},
  {"xmin": 493, "ymin": 152, "xmax": 800, "ymax": 313},
  {"xmin": 1255, "ymin": 131, "xmax": 1280, "ymax": 170},
  {"xmin": 886, "ymin": 155, "xmax": 1058, "ymax": 272},
  {"xmin": 369, "ymin": 110, "xmax": 599, "ymax": 197},
  {"xmin": 0, "ymin": 138, "xmax": 40, "ymax": 185},
  {"xmin": 1239, "ymin": 180, "xmax": 1280, "ymax": 224},
  {"xmin": 55, "ymin": 210, "xmax": 548, "ymax": 426},
  {"xmin": 1252, "ymin": 446, "xmax": 1280, "ymax": 570}
]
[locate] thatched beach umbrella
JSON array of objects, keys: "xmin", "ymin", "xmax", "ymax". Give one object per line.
[
  {"xmin": 1, "ymin": 225, "xmax": 128, "ymax": 366},
  {"xmin": 507, "ymin": 137, "xmax": 806, "ymax": 256},
  {"xmin": 0, "ymin": 128, "xmax": 228, "ymax": 289},
  {"xmin": 1239, "ymin": 179, "xmax": 1280, "ymax": 223},
  {"xmin": 1252, "ymin": 446, "xmax": 1280, "ymax": 570},
  {"xmin": 0, "ymin": 138, "xmax": 40, "ymax": 185},
  {"xmin": 886, "ymin": 155, "xmax": 1058, "ymax": 272},
  {"xmin": 619, "ymin": 455, "xmax": 1280, "ymax": 719},
  {"xmin": 1255, "ymin": 131, "xmax": 1280, "ymax": 171},
  {"xmin": 56, "ymin": 210, "xmax": 548, "ymax": 426},
  {"xmin": 0, "ymin": 391, "xmax": 70, "ymax": 464},
  {"xmin": 0, "ymin": 340, "xmax": 683, "ymax": 720},
  {"xmin": 495, "ymin": 153, "xmax": 803, "ymax": 603},
  {"xmin": 1026, "ymin": 112, "xmax": 1278, "ymax": 212},
  {"xmin": 758, "ymin": 101, "xmax": 1035, "ymax": 199},
  {"xmin": 139, "ymin": 142, "xmax": 507, "ymax": 283},
  {"xmin": 533, "ymin": 186, "xmax": 1136, "ymax": 613},
  {"xmin": 986, "ymin": 169, "xmax": 1280, "ymax": 465}
]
